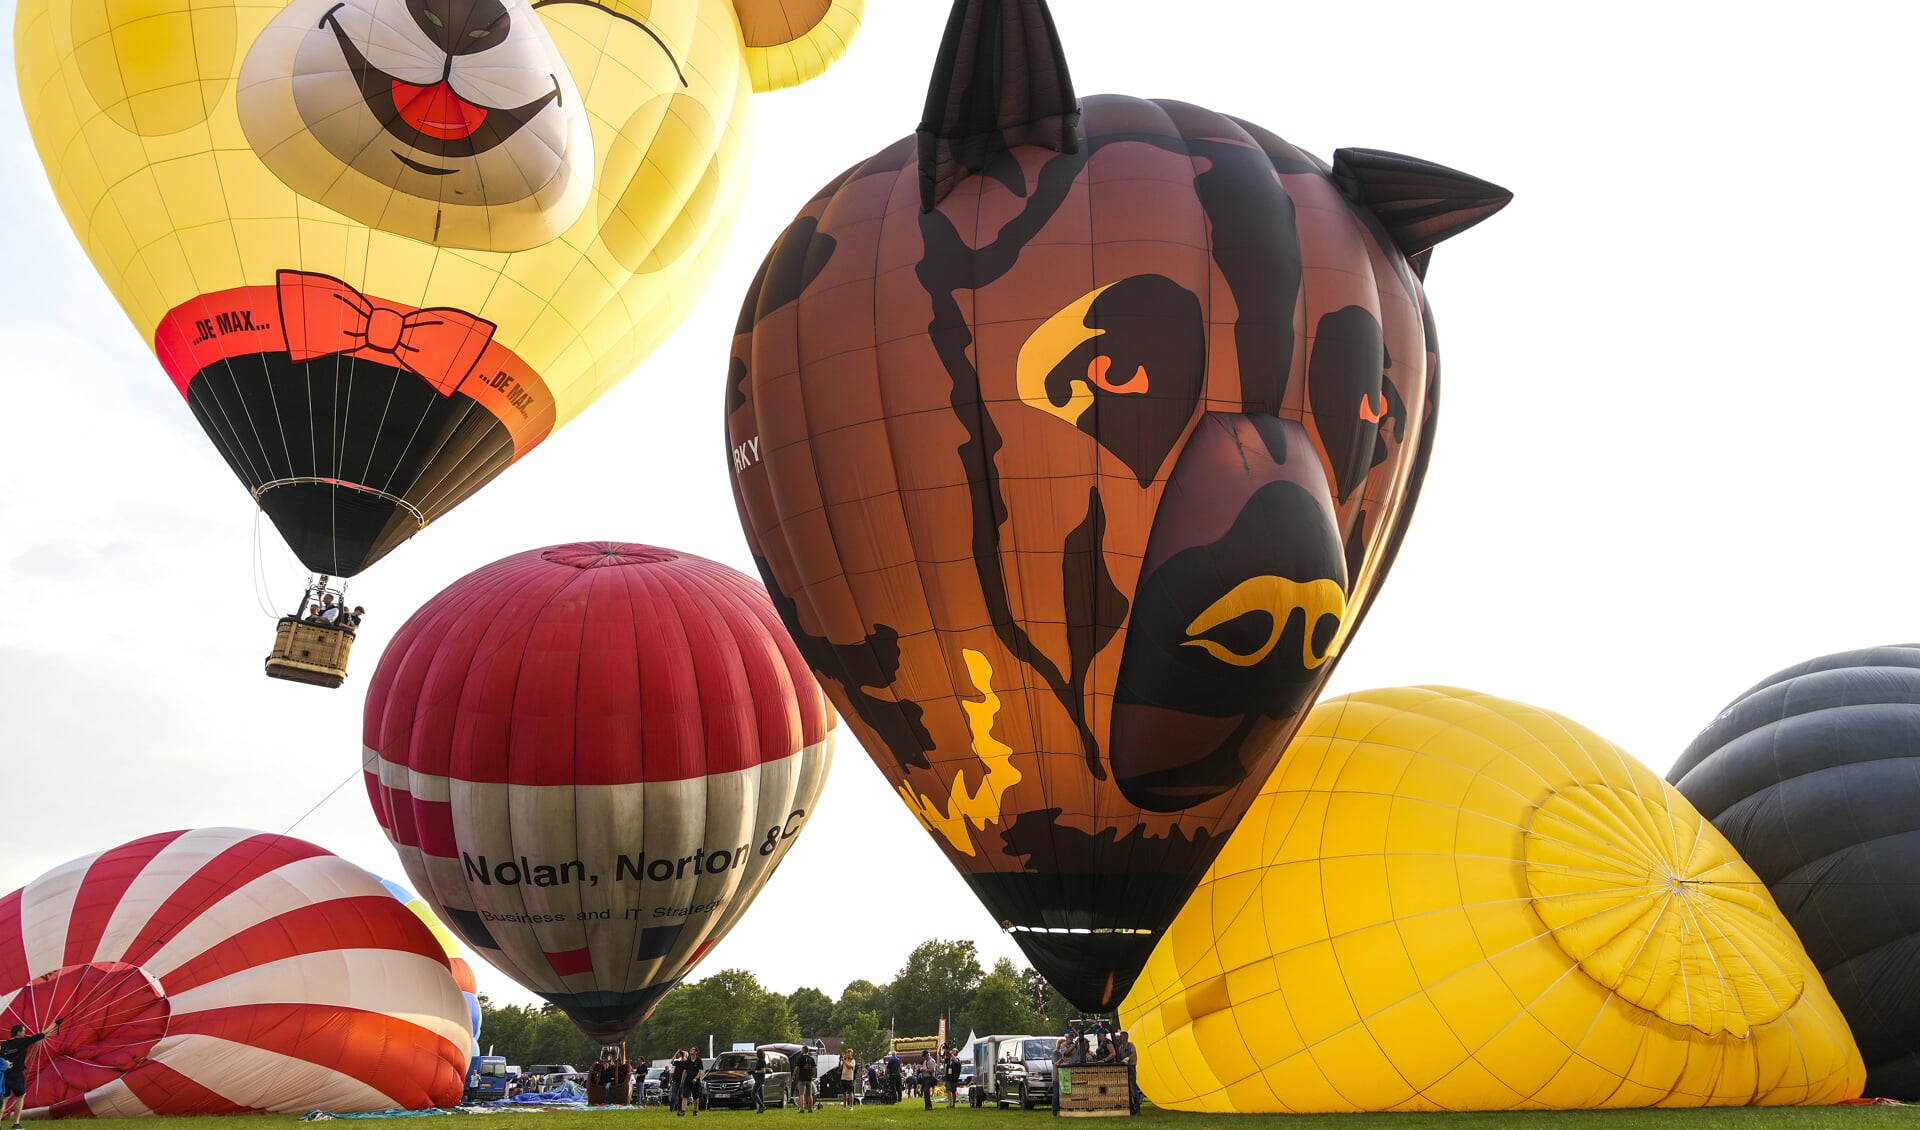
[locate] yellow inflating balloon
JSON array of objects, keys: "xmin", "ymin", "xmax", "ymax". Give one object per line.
[
  {"xmin": 13, "ymin": 0, "xmax": 860, "ymax": 576},
  {"xmin": 1121, "ymin": 686, "xmax": 1864, "ymax": 1112}
]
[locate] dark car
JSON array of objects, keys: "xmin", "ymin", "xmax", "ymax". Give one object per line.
[
  {"xmin": 704, "ymin": 1049, "xmax": 791, "ymax": 1108},
  {"xmin": 761, "ymin": 1044, "xmax": 842, "ymax": 1100}
]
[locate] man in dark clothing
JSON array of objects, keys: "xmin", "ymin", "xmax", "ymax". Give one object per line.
[
  {"xmin": 1113, "ymin": 1032, "xmax": 1141, "ymax": 1115},
  {"xmin": 943, "ymin": 1051, "xmax": 961, "ymax": 1109},
  {"xmin": 1, "ymin": 1020, "xmax": 61, "ymax": 1129},
  {"xmin": 751, "ymin": 1049, "xmax": 768, "ymax": 1113},
  {"xmin": 884, "ymin": 1053, "xmax": 903, "ymax": 1104}
]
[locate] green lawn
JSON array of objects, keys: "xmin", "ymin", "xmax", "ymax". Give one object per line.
[{"xmin": 46, "ymin": 1099, "xmax": 1917, "ymax": 1130}]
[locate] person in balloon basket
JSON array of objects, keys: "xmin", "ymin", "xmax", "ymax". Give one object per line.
[
  {"xmin": 1, "ymin": 1019, "xmax": 61, "ymax": 1129},
  {"xmin": 1111, "ymin": 1032, "xmax": 1140, "ymax": 1116}
]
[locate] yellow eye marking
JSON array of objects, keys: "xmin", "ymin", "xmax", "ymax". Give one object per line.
[
  {"xmin": 1015, "ymin": 283, "xmax": 1116, "ymax": 425},
  {"xmin": 1181, "ymin": 576, "xmax": 1348, "ymax": 669}
]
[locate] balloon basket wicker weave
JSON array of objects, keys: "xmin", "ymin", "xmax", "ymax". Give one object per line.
[
  {"xmin": 1057, "ymin": 1068, "xmax": 1132, "ymax": 1117},
  {"xmin": 265, "ymin": 617, "xmax": 353, "ymax": 687}
]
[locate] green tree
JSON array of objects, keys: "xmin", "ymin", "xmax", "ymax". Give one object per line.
[
  {"xmin": 889, "ymin": 940, "xmax": 982, "ymax": 1038},
  {"xmin": 839, "ymin": 1009, "xmax": 888, "ymax": 1066},
  {"xmin": 965, "ymin": 958, "xmax": 1041, "ymax": 1035},
  {"xmin": 787, "ymin": 986, "xmax": 834, "ymax": 1038},
  {"xmin": 476, "ymin": 997, "xmax": 598, "ymax": 1067},
  {"xmin": 749, "ymin": 993, "xmax": 801, "ymax": 1044},
  {"xmin": 630, "ymin": 969, "xmax": 812, "ymax": 1057},
  {"xmin": 829, "ymin": 978, "xmax": 886, "ymax": 1034},
  {"xmin": 1026, "ymin": 968, "xmax": 1078, "ymax": 1035}
]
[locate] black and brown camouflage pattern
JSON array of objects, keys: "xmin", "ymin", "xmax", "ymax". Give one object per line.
[{"xmin": 726, "ymin": 4, "xmax": 1506, "ymax": 1010}]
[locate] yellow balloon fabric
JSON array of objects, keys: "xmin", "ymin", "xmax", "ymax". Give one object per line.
[
  {"xmin": 1121, "ymin": 686, "xmax": 1864, "ymax": 1112},
  {"xmin": 12, "ymin": 0, "xmax": 859, "ymax": 575}
]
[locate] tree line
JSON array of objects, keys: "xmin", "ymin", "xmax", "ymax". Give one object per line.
[{"xmin": 476, "ymin": 939, "xmax": 1079, "ymax": 1068}]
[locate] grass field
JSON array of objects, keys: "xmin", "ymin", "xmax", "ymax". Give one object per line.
[{"xmin": 33, "ymin": 1099, "xmax": 1918, "ymax": 1130}]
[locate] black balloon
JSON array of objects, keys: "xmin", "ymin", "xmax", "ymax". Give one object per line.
[{"xmin": 1668, "ymin": 645, "xmax": 1920, "ymax": 1098}]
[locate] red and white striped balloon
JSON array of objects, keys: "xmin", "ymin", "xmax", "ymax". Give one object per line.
[{"xmin": 0, "ymin": 828, "xmax": 471, "ymax": 1117}]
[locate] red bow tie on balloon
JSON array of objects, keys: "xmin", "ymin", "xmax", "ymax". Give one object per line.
[{"xmin": 276, "ymin": 270, "xmax": 495, "ymax": 395}]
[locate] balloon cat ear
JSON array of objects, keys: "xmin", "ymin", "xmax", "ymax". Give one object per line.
[
  {"xmin": 917, "ymin": 0, "xmax": 1079, "ymax": 211},
  {"xmin": 733, "ymin": 0, "xmax": 864, "ymax": 92},
  {"xmin": 1330, "ymin": 148, "xmax": 1512, "ymax": 277}
]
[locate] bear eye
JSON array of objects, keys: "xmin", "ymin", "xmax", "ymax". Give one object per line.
[
  {"xmin": 423, "ymin": 9, "xmax": 443, "ymax": 25},
  {"xmin": 468, "ymin": 26, "xmax": 489, "ymax": 36}
]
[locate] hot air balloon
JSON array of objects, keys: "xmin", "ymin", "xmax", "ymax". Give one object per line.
[
  {"xmin": 1122, "ymin": 687, "xmax": 1864, "ymax": 1113},
  {"xmin": 379, "ymin": 875, "xmax": 483, "ymax": 1054},
  {"xmin": 0, "ymin": 827, "xmax": 473, "ymax": 1117},
  {"xmin": 1669, "ymin": 645, "xmax": 1920, "ymax": 1098},
  {"xmin": 13, "ymin": 0, "xmax": 862, "ymax": 580},
  {"xmin": 724, "ymin": 0, "xmax": 1509, "ymax": 1009},
  {"xmin": 363, "ymin": 542, "xmax": 833, "ymax": 1043}
]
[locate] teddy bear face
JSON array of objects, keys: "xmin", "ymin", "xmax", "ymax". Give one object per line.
[
  {"xmin": 237, "ymin": 0, "xmax": 593, "ymax": 251},
  {"xmin": 16, "ymin": 0, "xmax": 861, "ymax": 576}
]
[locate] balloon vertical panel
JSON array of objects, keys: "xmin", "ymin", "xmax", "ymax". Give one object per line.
[
  {"xmin": 14, "ymin": 0, "xmax": 861, "ymax": 575},
  {"xmin": 1670, "ymin": 645, "xmax": 1920, "ymax": 1098},
  {"xmin": 364, "ymin": 543, "xmax": 833, "ymax": 1043},
  {"xmin": 726, "ymin": 1, "xmax": 1510, "ymax": 1009}
]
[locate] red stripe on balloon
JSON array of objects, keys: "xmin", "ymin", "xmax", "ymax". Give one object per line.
[
  {"xmin": 120, "ymin": 834, "xmax": 331, "ymax": 968},
  {"xmin": 545, "ymin": 947, "xmax": 593, "ymax": 977},
  {"xmin": 63, "ymin": 831, "xmax": 186, "ymax": 966},
  {"xmin": 119, "ymin": 1060, "xmax": 256, "ymax": 1115},
  {"xmin": 0, "ymin": 888, "xmax": 28, "ymax": 990},
  {"xmin": 166, "ymin": 1004, "xmax": 464, "ymax": 1108},
  {"xmin": 163, "ymin": 896, "xmax": 447, "ymax": 994}
]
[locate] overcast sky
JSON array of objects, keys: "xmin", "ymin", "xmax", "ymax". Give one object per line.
[{"xmin": 4, "ymin": 2, "xmax": 1916, "ymax": 1019}]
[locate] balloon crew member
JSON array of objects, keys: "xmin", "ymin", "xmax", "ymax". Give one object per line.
[
  {"xmin": 885, "ymin": 1052, "xmax": 903, "ymax": 1104},
  {"xmin": 751, "ymin": 1048, "xmax": 768, "ymax": 1113},
  {"xmin": 1112, "ymin": 1031, "xmax": 1140, "ymax": 1115},
  {"xmin": 0, "ymin": 1019, "xmax": 61, "ymax": 1130},
  {"xmin": 793, "ymin": 1046, "xmax": 817, "ymax": 1113},
  {"xmin": 842, "ymin": 1054, "xmax": 861, "ymax": 1108},
  {"xmin": 668, "ymin": 1051, "xmax": 685, "ymax": 1116},
  {"xmin": 917, "ymin": 1053, "xmax": 936, "ymax": 1109},
  {"xmin": 944, "ymin": 1049, "xmax": 961, "ymax": 1108}
]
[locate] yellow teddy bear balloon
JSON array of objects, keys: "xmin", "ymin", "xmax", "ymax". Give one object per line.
[{"xmin": 14, "ymin": 0, "xmax": 861, "ymax": 575}]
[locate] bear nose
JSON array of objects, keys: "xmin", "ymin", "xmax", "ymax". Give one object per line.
[{"xmin": 407, "ymin": 0, "xmax": 510, "ymax": 57}]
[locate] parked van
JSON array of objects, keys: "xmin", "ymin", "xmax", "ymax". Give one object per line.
[
  {"xmin": 465, "ymin": 1056, "xmax": 509, "ymax": 1102},
  {"xmin": 972, "ymin": 1035, "xmax": 1056, "ymax": 1109}
]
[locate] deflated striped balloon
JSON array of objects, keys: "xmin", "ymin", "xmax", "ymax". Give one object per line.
[
  {"xmin": 378, "ymin": 875, "xmax": 483, "ymax": 1055},
  {"xmin": 0, "ymin": 827, "xmax": 471, "ymax": 1117},
  {"xmin": 364, "ymin": 542, "xmax": 834, "ymax": 1043}
]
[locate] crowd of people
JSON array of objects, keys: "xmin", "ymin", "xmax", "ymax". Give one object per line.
[
  {"xmin": 1048, "ymin": 1024, "xmax": 1140, "ymax": 1116},
  {"xmin": 302, "ymin": 592, "xmax": 366, "ymax": 632}
]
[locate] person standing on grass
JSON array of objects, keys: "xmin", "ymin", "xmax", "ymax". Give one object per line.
[
  {"xmin": 944, "ymin": 1049, "xmax": 961, "ymax": 1108},
  {"xmin": 751, "ymin": 1048, "xmax": 768, "ymax": 1114},
  {"xmin": 0, "ymin": 1019, "xmax": 61, "ymax": 1130},
  {"xmin": 841, "ymin": 1054, "xmax": 861, "ymax": 1108}
]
